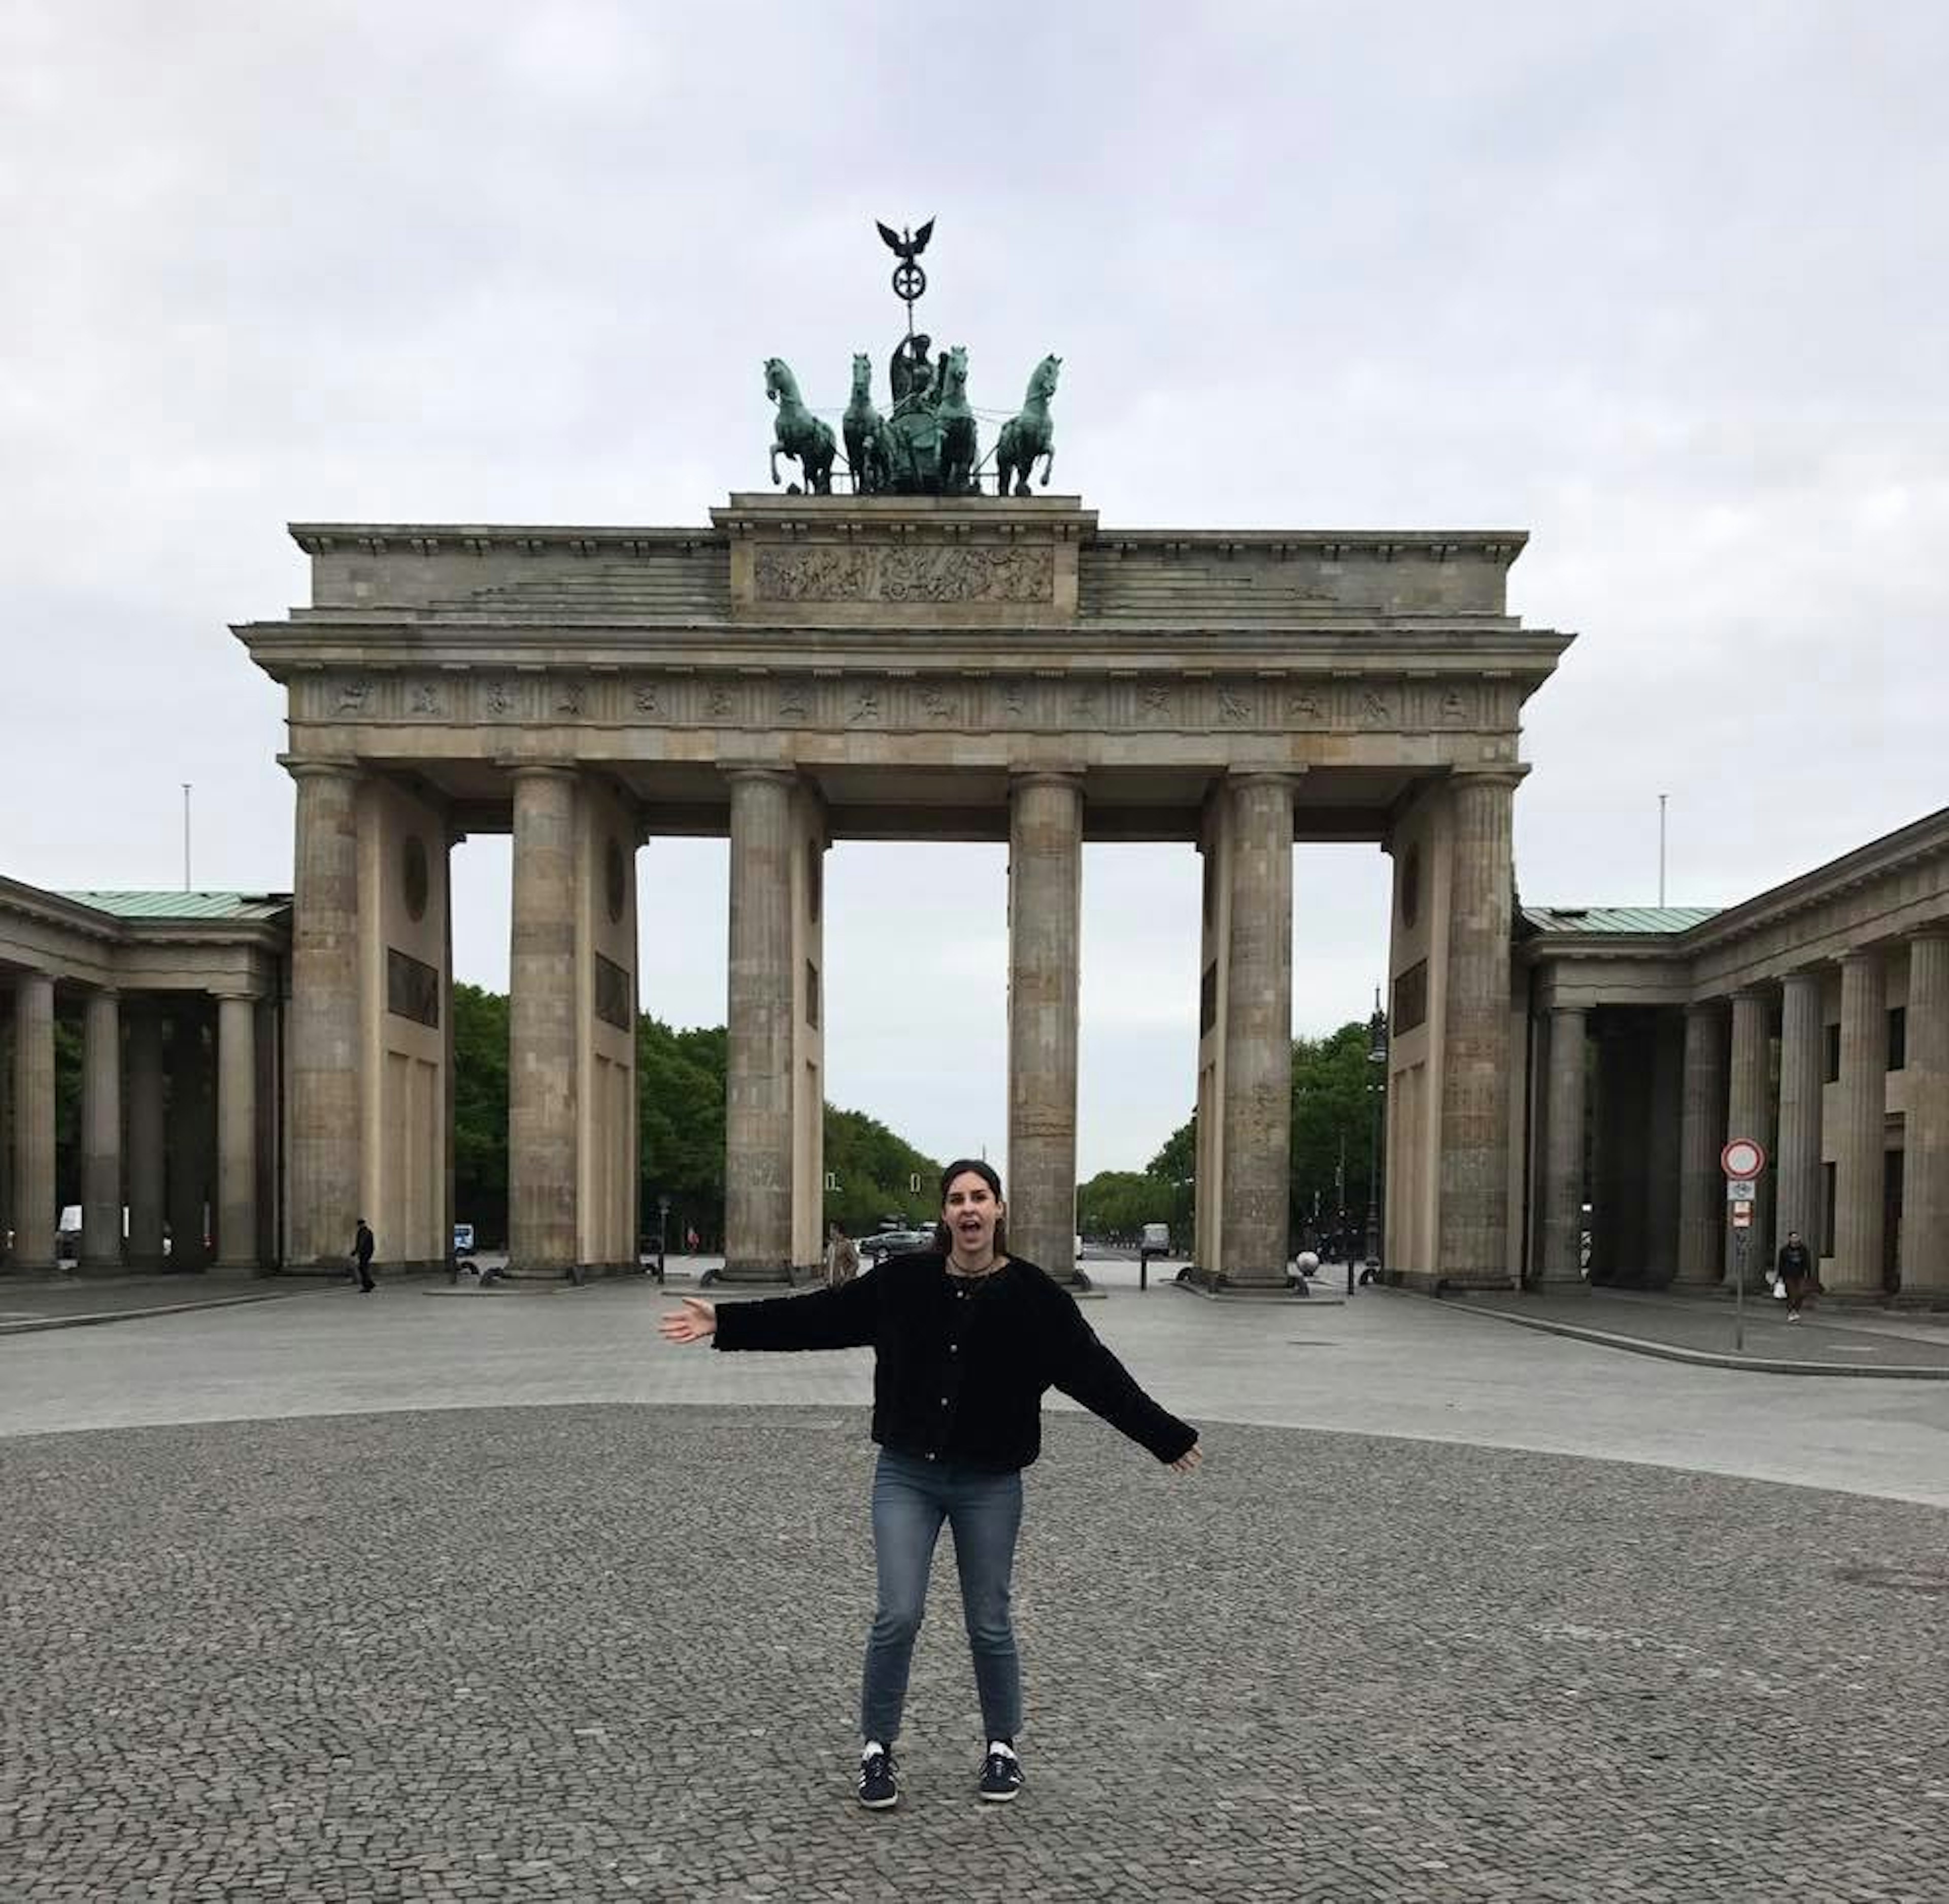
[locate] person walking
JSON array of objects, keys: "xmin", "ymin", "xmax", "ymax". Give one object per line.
[
  {"xmin": 350, "ymin": 1218, "xmax": 376, "ymax": 1294},
  {"xmin": 658, "ymin": 1158, "xmax": 1202, "ymax": 1811},
  {"xmin": 825, "ymin": 1220, "xmax": 860, "ymax": 1288},
  {"xmin": 1775, "ymin": 1229, "xmax": 1817, "ymax": 1320}
]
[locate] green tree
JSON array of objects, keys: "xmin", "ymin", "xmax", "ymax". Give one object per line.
[
  {"xmin": 1289, "ymin": 1022, "xmax": 1384, "ymax": 1244},
  {"xmin": 638, "ymin": 1016, "xmax": 727, "ymax": 1248},
  {"xmin": 452, "ymin": 982, "xmax": 509, "ymax": 1245},
  {"xmin": 821, "ymin": 1108, "xmax": 939, "ymax": 1237}
]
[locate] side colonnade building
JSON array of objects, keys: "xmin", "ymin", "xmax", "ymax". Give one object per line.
[
  {"xmin": 0, "ymin": 884, "xmax": 286, "ymax": 1273},
  {"xmin": 1521, "ymin": 808, "xmax": 1949, "ymax": 1302}
]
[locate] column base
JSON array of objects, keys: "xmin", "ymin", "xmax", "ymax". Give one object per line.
[
  {"xmin": 705, "ymin": 1259, "xmax": 804, "ymax": 1288},
  {"xmin": 76, "ymin": 1256, "xmax": 129, "ymax": 1277},
  {"xmin": 1178, "ymin": 1265, "xmax": 1303, "ymax": 1298},
  {"xmin": 1385, "ymin": 1267, "xmax": 1520, "ymax": 1295}
]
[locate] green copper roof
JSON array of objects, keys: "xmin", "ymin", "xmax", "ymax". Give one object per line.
[
  {"xmin": 1522, "ymin": 904, "xmax": 1719, "ymax": 935},
  {"xmin": 58, "ymin": 890, "xmax": 290, "ymax": 922}
]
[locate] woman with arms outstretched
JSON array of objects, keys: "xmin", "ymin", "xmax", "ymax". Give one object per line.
[{"xmin": 659, "ymin": 1157, "xmax": 1202, "ymax": 1811}]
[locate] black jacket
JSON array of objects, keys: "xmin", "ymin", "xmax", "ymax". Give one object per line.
[{"xmin": 712, "ymin": 1252, "xmax": 1197, "ymax": 1472}]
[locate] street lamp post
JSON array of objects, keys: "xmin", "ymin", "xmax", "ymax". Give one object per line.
[{"xmin": 1364, "ymin": 991, "xmax": 1390, "ymax": 1274}]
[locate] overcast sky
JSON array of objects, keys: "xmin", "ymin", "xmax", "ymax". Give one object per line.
[{"xmin": 5, "ymin": 3, "xmax": 1943, "ymax": 1180}]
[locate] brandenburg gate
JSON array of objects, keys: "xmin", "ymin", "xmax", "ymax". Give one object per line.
[{"xmin": 236, "ymin": 494, "xmax": 1571, "ymax": 1290}]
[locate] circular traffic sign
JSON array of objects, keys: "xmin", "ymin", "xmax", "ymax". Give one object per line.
[{"xmin": 1721, "ymin": 1137, "xmax": 1767, "ymax": 1179}]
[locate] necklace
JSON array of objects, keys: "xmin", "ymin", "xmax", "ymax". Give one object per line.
[{"xmin": 947, "ymin": 1254, "xmax": 1001, "ymax": 1279}]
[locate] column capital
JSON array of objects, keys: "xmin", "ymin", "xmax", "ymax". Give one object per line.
[
  {"xmin": 280, "ymin": 754, "xmax": 359, "ymax": 783},
  {"xmin": 1548, "ymin": 1002, "xmax": 1588, "ymax": 1021},
  {"xmin": 503, "ymin": 760, "xmax": 579, "ymax": 784},
  {"xmin": 1448, "ymin": 763, "xmax": 1530, "ymax": 790},
  {"xmin": 1839, "ymin": 945, "xmax": 1884, "ymax": 969},
  {"xmin": 719, "ymin": 764, "xmax": 799, "ymax": 789},
  {"xmin": 1907, "ymin": 927, "xmax": 1949, "ymax": 949},
  {"xmin": 1224, "ymin": 766, "xmax": 1306, "ymax": 789},
  {"xmin": 1684, "ymin": 995, "xmax": 1727, "ymax": 1018},
  {"xmin": 1009, "ymin": 766, "xmax": 1086, "ymax": 792}
]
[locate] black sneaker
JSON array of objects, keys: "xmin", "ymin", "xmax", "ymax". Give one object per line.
[
  {"xmin": 858, "ymin": 1742, "xmax": 898, "ymax": 1810},
  {"xmin": 978, "ymin": 1740, "xmax": 1023, "ymax": 1803}
]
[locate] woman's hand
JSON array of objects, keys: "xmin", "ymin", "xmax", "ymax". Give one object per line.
[
  {"xmin": 659, "ymin": 1297, "xmax": 718, "ymax": 1344},
  {"xmin": 1169, "ymin": 1442, "xmax": 1203, "ymax": 1475}
]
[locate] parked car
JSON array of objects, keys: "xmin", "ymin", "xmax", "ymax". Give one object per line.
[{"xmin": 860, "ymin": 1228, "xmax": 934, "ymax": 1262}]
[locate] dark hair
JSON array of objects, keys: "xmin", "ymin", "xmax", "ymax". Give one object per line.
[{"xmin": 932, "ymin": 1158, "xmax": 1007, "ymax": 1255}]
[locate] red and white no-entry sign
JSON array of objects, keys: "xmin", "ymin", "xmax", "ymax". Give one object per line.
[{"xmin": 1721, "ymin": 1137, "xmax": 1767, "ymax": 1180}]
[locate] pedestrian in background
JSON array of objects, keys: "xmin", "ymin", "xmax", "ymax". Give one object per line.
[
  {"xmin": 350, "ymin": 1218, "xmax": 376, "ymax": 1294},
  {"xmin": 659, "ymin": 1157, "xmax": 1202, "ymax": 1812},
  {"xmin": 1776, "ymin": 1229, "xmax": 1816, "ymax": 1320},
  {"xmin": 826, "ymin": 1220, "xmax": 860, "ymax": 1287}
]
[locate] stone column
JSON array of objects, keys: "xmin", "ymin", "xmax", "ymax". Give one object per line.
[
  {"xmin": 1538, "ymin": 1006, "xmax": 1588, "ymax": 1285},
  {"xmin": 1007, "ymin": 771, "xmax": 1084, "ymax": 1285},
  {"xmin": 10, "ymin": 972, "xmax": 56, "ymax": 1270},
  {"xmin": 1644, "ymin": 1013, "xmax": 1685, "ymax": 1282},
  {"xmin": 1219, "ymin": 772, "xmax": 1296, "ymax": 1286},
  {"xmin": 722, "ymin": 768, "xmax": 796, "ymax": 1281},
  {"xmin": 1830, "ymin": 949, "xmax": 1887, "ymax": 1296},
  {"xmin": 78, "ymin": 988, "xmax": 123, "ymax": 1273},
  {"xmin": 167, "ymin": 1003, "xmax": 212, "ymax": 1269},
  {"xmin": 1438, "ymin": 770, "xmax": 1520, "ymax": 1285},
  {"xmin": 215, "ymin": 994, "xmax": 259, "ymax": 1270},
  {"xmin": 1723, "ymin": 988, "xmax": 1773, "ymax": 1282},
  {"xmin": 1902, "ymin": 934, "xmax": 1949, "ymax": 1298},
  {"xmin": 1675, "ymin": 1001, "xmax": 1727, "ymax": 1284},
  {"xmin": 287, "ymin": 761, "xmax": 362, "ymax": 1266},
  {"xmin": 507, "ymin": 766, "xmax": 580, "ymax": 1274},
  {"xmin": 126, "ymin": 1001, "xmax": 166, "ymax": 1266},
  {"xmin": 1776, "ymin": 970, "xmax": 1826, "ymax": 1251}
]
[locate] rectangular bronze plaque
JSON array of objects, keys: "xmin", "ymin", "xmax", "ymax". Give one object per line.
[{"xmin": 387, "ymin": 947, "xmax": 441, "ymax": 1028}]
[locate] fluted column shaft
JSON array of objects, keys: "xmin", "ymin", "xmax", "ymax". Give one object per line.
[
  {"xmin": 1831, "ymin": 950, "xmax": 1887, "ymax": 1296},
  {"xmin": 1776, "ymin": 971, "xmax": 1826, "ymax": 1252},
  {"xmin": 1220, "ymin": 773, "xmax": 1295, "ymax": 1285},
  {"xmin": 79, "ymin": 989, "xmax": 123, "ymax": 1272},
  {"xmin": 1539, "ymin": 1006, "xmax": 1588, "ymax": 1284},
  {"xmin": 167, "ymin": 1003, "xmax": 211, "ymax": 1269},
  {"xmin": 1724, "ymin": 989, "xmax": 1773, "ymax": 1281},
  {"xmin": 126, "ymin": 1002, "xmax": 166, "ymax": 1265},
  {"xmin": 215, "ymin": 994, "xmax": 259, "ymax": 1269},
  {"xmin": 1676, "ymin": 1003, "xmax": 1728, "ymax": 1283},
  {"xmin": 723, "ymin": 769, "xmax": 796, "ymax": 1279},
  {"xmin": 1007, "ymin": 772, "xmax": 1083, "ymax": 1284},
  {"xmin": 1904, "ymin": 934, "xmax": 1949, "ymax": 1297},
  {"xmin": 10, "ymin": 973, "xmax": 56, "ymax": 1270},
  {"xmin": 288, "ymin": 762, "xmax": 362, "ymax": 1265},
  {"xmin": 1438, "ymin": 771, "xmax": 1519, "ymax": 1284},
  {"xmin": 508, "ymin": 766, "xmax": 580, "ymax": 1272}
]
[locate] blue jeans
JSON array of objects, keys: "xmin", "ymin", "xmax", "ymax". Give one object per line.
[{"xmin": 861, "ymin": 1450, "xmax": 1023, "ymax": 1745}]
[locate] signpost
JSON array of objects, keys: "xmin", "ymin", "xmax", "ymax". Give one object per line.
[{"xmin": 1721, "ymin": 1139, "xmax": 1768, "ymax": 1353}]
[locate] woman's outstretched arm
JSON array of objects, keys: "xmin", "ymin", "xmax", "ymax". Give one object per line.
[{"xmin": 659, "ymin": 1298, "xmax": 717, "ymax": 1344}]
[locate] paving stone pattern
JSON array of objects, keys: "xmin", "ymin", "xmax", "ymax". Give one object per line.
[{"xmin": 2, "ymin": 1407, "xmax": 1945, "ymax": 1902}]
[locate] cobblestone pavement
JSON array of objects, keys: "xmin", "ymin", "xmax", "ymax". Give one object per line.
[
  {"xmin": 3, "ymin": 1406, "xmax": 1946, "ymax": 1902},
  {"xmin": 1442, "ymin": 1287, "xmax": 1949, "ymax": 1374}
]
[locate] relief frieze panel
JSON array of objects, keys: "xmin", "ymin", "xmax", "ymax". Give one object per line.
[
  {"xmin": 752, "ymin": 542, "xmax": 1055, "ymax": 605},
  {"xmin": 301, "ymin": 667, "xmax": 1503, "ymax": 741}
]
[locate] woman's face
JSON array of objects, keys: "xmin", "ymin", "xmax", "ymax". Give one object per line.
[{"xmin": 942, "ymin": 1170, "xmax": 1003, "ymax": 1258}]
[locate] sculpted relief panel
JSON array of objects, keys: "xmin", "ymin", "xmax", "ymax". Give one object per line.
[{"xmin": 753, "ymin": 543, "xmax": 1055, "ymax": 605}]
